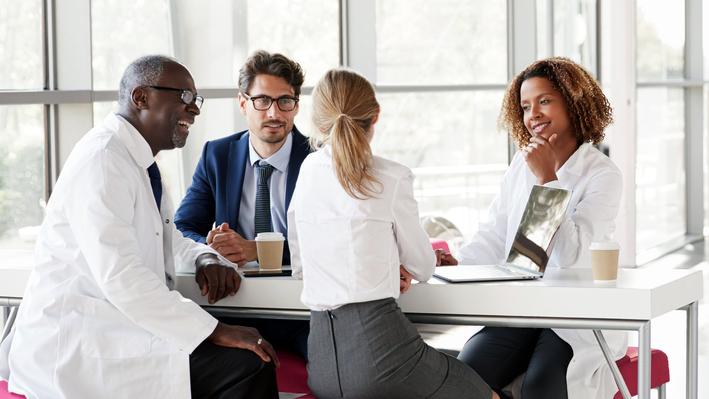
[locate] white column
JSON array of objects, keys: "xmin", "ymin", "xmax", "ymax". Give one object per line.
[{"xmin": 600, "ymin": 0, "xmax": 637, "ymax": 266}]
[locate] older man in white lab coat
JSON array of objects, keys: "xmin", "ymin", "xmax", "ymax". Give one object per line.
[{"xmin": 0, "ymin": 56, "xmax": 279, "ymax": 399}]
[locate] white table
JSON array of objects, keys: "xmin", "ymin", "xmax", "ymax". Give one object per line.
[{"xmin": 1, "ymin": 266, "xmax": 703, "ymax": 399}]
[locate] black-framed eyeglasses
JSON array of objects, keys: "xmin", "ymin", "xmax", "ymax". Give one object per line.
[
  {"xmin": 242, "ymin": 93, "xmax": 299, "ymax": 112},
  {"xmin": 147, "ymin": 85, "xmax": 204, "ymax": 109}
]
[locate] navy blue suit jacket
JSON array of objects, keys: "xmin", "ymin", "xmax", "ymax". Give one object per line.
[{"xmin": 175, "ymin": 127, "xmax": 311, "ymax": 265}]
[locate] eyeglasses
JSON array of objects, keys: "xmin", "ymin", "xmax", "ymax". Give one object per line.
[
  {"xmin": 242, "ymin": 93, "xmax": 299, "ymax": 112},
  {"xmin": 147, "ymin": 85, "xmax": 204, "ymax": 109}
]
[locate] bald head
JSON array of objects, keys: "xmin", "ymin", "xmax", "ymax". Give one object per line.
[{"xmin": 118, "ymin": 55, "xmax": 182, "ymax": 107}]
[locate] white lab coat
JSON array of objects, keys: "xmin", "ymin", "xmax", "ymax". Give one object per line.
[
  {"xmin": 458, "ymin": 143, "xmax": 628, "ymax": 399},
  {"xmin": 288, "ymin": 146, "xmax": 436, "ymax": 311},
  {"xmin": 0, "ymin": 113, "xmax": 220, "ymax": 399}
]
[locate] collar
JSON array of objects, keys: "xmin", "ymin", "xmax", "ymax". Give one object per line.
[
  {"xmin": 110, "ymin": 113, "xmax": 155, "ymax": 169},
  {"xmin": 556, "ymin": 142, "xmax": 592, "ymax": 178},
  {"xmin": 247, "ymin": 131, "xmax": 293, "ymax": 172}
]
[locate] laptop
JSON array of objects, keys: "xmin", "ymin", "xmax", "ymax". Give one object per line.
[{"xmin": 433, "ymin": 185, "xmax": 571, "ymax": 283}]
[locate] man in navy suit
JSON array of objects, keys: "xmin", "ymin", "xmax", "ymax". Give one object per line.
[{"xmin": 175, "ymin": 50, "xmax": 311, "ymax": 359}]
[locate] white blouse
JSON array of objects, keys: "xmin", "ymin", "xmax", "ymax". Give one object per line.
[
  {"xmin": 456, "ymin": 142, "xmax": 627, "ymax": 399},
  {"xmin": 458, "ymin": 142, "xmax": 623, "ymax": 270},
  {"xmin": 288, "ymin": 146, "xmax": 435, "ymax": 311}
]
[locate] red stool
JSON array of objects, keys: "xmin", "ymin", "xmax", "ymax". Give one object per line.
[
  {"xmin": 613, "ymin": 346, "xmax": 669, "ymax": 399},
  {"xmin": 0, "ymin": 381, "xmax": 25, "ymax": 399},
  {"xmin": 275, "ymin": 350, "xmax": 313, "ymax": 398}
]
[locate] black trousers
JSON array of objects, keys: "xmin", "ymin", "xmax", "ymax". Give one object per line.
[
  {"xmin": 190, "ymin": 340, "xmax": 278, "ymax": 399},
  {"xmin": 220, "ymin": 317, "xmax": 310, "ymax": 360},
  {"xmin": 457, "ymin": 327, "xmax": 573, "ymax": 399}
]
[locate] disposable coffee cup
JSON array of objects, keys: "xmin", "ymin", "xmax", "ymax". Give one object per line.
[
  {"xmin": 255, "ymin": 232, "xmax": 285, "ymax": 271},
  {"xmin": 589, "ymin": 241, "xmax": 620, "ymax": 282}
]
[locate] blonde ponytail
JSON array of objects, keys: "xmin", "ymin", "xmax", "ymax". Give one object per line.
[{"xmin": 311, "ymin": 69, "xmax": 381, "ymax": 199}]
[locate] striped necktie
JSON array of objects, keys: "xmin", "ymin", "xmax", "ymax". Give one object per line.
[
  {"xmin": 147, "ymin": 162, "xmax": 162, "ymax": 212},
  {"xmin": 254, "ymin": 161, "xmax": 275, "ymax": 234}
]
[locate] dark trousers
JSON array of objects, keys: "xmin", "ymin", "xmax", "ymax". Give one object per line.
[
  {"xmin": 220, "ymin": 317, "xmax": 310, "ymax": 360},
  {"xmin": 457, "ymin": 327, "xmax": 573, "ymax": 399},
  {"xmin": 190, "ymin": 340, "xmax": 278, "ymax": 399}
]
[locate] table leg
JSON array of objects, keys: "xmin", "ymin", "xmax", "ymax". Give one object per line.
[
  {"xmin": 593, "ymin": 330, "xmax": 631, "ymax": 399},
  {"xmin": 686, "ymin": 301, "xmax": 698, "ymax": 399},
  {"xmin": 638, "ymin": 321, "xmax": 651, "ymax": 399}
]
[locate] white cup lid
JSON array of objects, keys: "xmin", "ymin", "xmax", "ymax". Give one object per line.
[
  {"xmin": 255, "ymin": 232, "xmax": 285, "ymax": 241},
  {"xmin": 589, "ymin": 241, "xmax": 619, "ymax": 250}
]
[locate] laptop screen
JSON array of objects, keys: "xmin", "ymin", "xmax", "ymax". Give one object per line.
[{"xmin": 505, "ymin": 185, "xmax": 572, "ymax": 274}]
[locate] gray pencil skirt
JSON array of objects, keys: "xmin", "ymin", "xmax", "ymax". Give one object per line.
[{"xmin": 307, "ymin": 298, "xmax": 491, "ymax": 399}]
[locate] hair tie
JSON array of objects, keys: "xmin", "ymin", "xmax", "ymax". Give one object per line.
[{"xmin": 336, "ymin": 113, "xmax": 349, "ymax": 120}]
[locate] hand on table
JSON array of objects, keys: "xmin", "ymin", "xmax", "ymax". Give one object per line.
[
  {"xmin": 207, "ymin": 222, "xmax": 257, "ymax": 266},
  {"xmin": 195, "ymin": 253, "xmax": 241, "ymax": 304},
  {"xmin": 400, "ymin": 265, "xmax": 413, "ymax": 293},
  {"xmin": 435, "ymin": 249, "xmax": 458, "ymax": 266}
]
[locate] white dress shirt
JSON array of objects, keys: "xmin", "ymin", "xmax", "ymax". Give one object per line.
[
  {"xmin": 288, "ymin": 146, "xmax": 436, "ymax": 311},
  {"xmin": 237, "ymin": 132, "xmax": 292, "ymax": 239},
  {"xmin": 457, "ymin": 142, "xmax": 627, "ymax": 399},
  {"xmin": 0, "ymin": 113, "xmax": 220, "ymax": 399}
]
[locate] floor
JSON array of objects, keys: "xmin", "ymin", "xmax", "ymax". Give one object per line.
[{"xmin": 418, "ymin": 239, "xmax": 709, "ymax": 398}]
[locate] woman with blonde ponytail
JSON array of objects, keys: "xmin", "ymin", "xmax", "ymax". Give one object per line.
[{"xmin": 287, "ymin": 69, "xmax": 496, "ymax": 399}]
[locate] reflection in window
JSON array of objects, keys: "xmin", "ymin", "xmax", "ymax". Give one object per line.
[
  {"xmin": 374, "ymin": 91, "xmax": 508, "ymax": 238},
  {"xmin": 636, "ymin": 0, "xmax": 684, "ymax": 81},
  {"xmin": 0, "ymin": 106, "xmax": 45, "ymax": 253},
  {"xmin": 376, "ymin": 0, "xmax": 507, "ymax": 85},
  {"xmin": 0, "ymin": 0, "xmax": 43, "ymax": 89},
  {"xmin": 636, "ymin": 88, "xmax": 686, "ymax": 251}
]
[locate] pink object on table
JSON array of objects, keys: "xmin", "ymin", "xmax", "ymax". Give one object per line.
[
  {"xmin": 0, "ymin": 381, "xmax": 25, "ymax": 399},
  {"xmin": 430, "ymin": 239, "xmax": 450, "ymax": 253},
  {"xmin": 613, "ymin": 346, "xmax": 670, "ymax": 399}
]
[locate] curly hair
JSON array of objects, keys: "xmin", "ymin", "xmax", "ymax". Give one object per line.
[{"xmin": 499, "ymin": 57, "xmax": 612, "ymax": 148}]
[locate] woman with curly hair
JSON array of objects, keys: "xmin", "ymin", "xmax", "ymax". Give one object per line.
[{"xmin": 439, "ymin": 57, "xmax": 626, "ymax": 398}]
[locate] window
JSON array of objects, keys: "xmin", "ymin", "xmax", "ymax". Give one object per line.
[
  {"xmin": 91, "ymin": 0, "xmax": 172, "ymax": 90},
  {"xmin": 635, "ymin": 88, "xmax": 686, "ymax": 250},
  {"xmin": 0, "ymin": 0, "xmax": 44, "ymax": 90},
  {"xmin": 373, "ymin": 0, "xmax": 508, "ymax": 243},
  {"xmin": 245, "ymin": 0, "xmax": 339, "ymax": 87},
  {"xmin": 536, "ymin": 0, "xmax": 598, "ymax": 76},
  {"xmin": 0, "ymin": 106, "xmax": 45, "ymax": 257},
  {"xmin": 375, "ymin": 91, "xmax": 507, "ymax": 238},
  {"xmin": 376, "ymin": 0, "xmax": 506, "ymax": 85},
  {"xmin": 636, "ymin": 0, "xmax": 685, "ymax": 82},
  {"xmin": 635, "ymin": 0, "xmax": 687, "ymax": 253},
  {"xmin": 0, "ymin": 0, "xmax": 45, "ymax": 264}
]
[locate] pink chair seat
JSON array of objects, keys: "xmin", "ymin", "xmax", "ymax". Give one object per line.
[
  {"xmin": 0, "ymin": 381, "xmax": 25, "ymax": 399},
  {"xmin": 275, "ymin": 350, "xmax": 312, "ymax": 397},
  {"xmin": 613, "ymin": 346, "xmax": 670, "ymax": 398}
]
